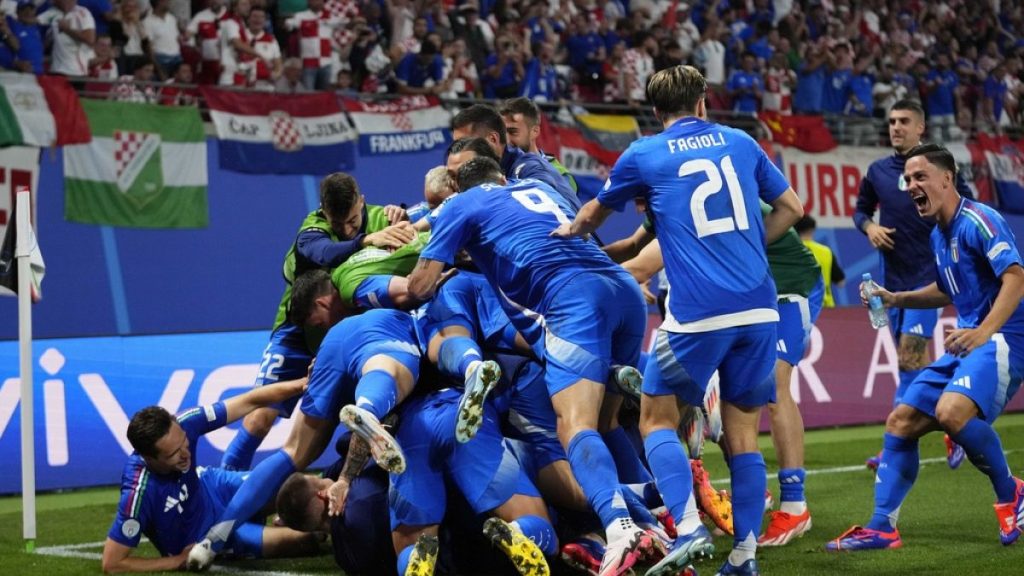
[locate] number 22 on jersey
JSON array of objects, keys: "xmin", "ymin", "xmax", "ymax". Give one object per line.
[{"xmin": 682, "ymin": 155, "xmax": 749, "ymax": 239}]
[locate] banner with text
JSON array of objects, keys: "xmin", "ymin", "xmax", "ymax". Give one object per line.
[
  {"xmin": 640, "ymin": 307, "xmax": 1024, "ymax": 431},
  {"xmin": 342, "ymin": 95, "xmax": 451, "ymax": 155},
  {"xmin": 0, "ymin": 331, "xmax": 337, "ymax": 494}
]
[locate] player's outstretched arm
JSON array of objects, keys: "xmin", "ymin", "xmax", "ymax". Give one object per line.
[
  {"xmin": 604, "ymin": 225, "xmax": 656, "ymax": 263},
  {"xmin": 764, "ymin": 188, "xmax": 804, "ymax": 244},
  {"xmin": 622, "ymin": 239, "xmax": 664, "ymax": 285},
  {"xmin": 407, "ymin": 258, "xmax": 448, "ymax": 301},
  {"xmin": 223, "ymin": 378, "xmax": 308, "ymax": 424},
  {"xmin": 552, "ymin": 198, "xmax": 614, "ymax": 239},
  {"xmin": 890, "ymin": 282, "xmax": 951, "ymax": 310},
  {"xmin": 101, "ymin": 538, "xmax": 192, "ymax": 573}
]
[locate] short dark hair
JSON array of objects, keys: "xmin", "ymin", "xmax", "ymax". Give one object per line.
[
  {"xmin": 127, "ymin": 406, "xmax": 175, "ymax": 458},
  {"xmin": 499, "ymin": 97, "xmax": 541, "ymax": 127},
  {"xmin": 890, "ymin": 99, "xmax": 925, "ymax": 120},
  {"xmin": 289, "ymin": 269, "xmax": 334, "ymax": 325},
  {"xmin": 276, "ymin": 473, "xmax": 320, "ymax": 532},
  {"xmin": 320, "ymin": 173, "xmax": 360, "ymax": 221},
  {"xmin": 457, "ymin": 156, "xmax": 504, "ymax": 191},
  {"xmin": 646, "ymin": 65, "xmax": 707, "ymax": 118},
  {"xmin": 793, "ymin": 215, "xmax": 817, "ymax": 234},
  {"xmin": 905, "ymin": 143, "xmax": 957, "ymax": 176},
  {"xmin": 451, "ymin": 104, "xmax": 507, "ymax": 144},
  {"xmin": 446, "ymin": 137, "xmax": 500, "ymax": 162}
]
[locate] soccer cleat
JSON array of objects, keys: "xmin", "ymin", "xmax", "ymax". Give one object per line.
[
  {"xmin": 758, "ymin": 509, "xmax": 812, "ymax": 546},
  {"xmin": 691, "ymin": 459, "xmax": 733, "ymax": 535},
  {"xmin": 763, "ymin": 490, "xmax": 774, "ymax": 514},
  {"xmin": 994, "ymin": 477, "xmax": 1024, "ymax": 545},
  {"xmin": 456, "ymin": 360, "xmax": 502, "ymax": 443},
  {"xmin": 339, "ymin": 405, "xmax": 407, "ymax": 474},
  {"xmin": 703, "ymin": 374, "xmax": 723, "ymax": 443},
  {"xmin": 655, "ymin": 508, "xmax": 678, "ymax": 539},
  {"xmin": 645, "ymin": 524, "xmax": 715, "ymax": 576},
  {"xmin": 714, "ymin": 558, "xmax": 760, "ymax": 575},
  {"xmin": 598, "ymin": 517, "xmax": 656, "ymax": 576},
  {"xmin": 484, "ymin": 517, "xmax": 551, "ymax": 576},
  {"xmin": 612, "ymin": 364, "xmax": 643, "ymax": 399},
  {"xmin": 824, "ymin": 525, "xmax": 902, "ymax": 551},
  {"xmin": 865, "ymin": 451, "xmax": 882, "ymax": 471},
  {"xmin": 944, "ymin": 435, "xmax": 965, "ymax": 470},
  {"xmin": 678, "ymin": 406, "xmax": 706, "ymax": 459},
  {"xmin": 185, "ymin": 538, "xmax": 215, "ymax": 572},
  {"xmin": 404, "ymin": 533, "xmax": 439, "ymax": 576},
  {"xmin": 559, "ymin": 535, "xmax": 605, "ymax": 576}
]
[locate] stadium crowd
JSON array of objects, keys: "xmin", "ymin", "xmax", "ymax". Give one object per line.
[{"xmin": 2, "ymin": 0, "xmax": 1024, "ymax": 136}]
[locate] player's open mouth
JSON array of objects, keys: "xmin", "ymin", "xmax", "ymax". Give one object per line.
[{"xmin": 912, "ymin": 192, "xmax": 928, "ymax": 211}]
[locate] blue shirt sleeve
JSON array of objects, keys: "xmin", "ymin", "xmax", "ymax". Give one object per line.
[
  {"xmin": 108, "ymin": 466, "xmax": 147, "ymax": 548},
  {"xmin": 597, "ymin": 144, "xmax": 646, "ymax": 212},
  {"xmin": 969, "ymin": 206, "xmax": 1023, "ymax": 278},
  {"xmin": 854, "ymin": 165, "xmax": 880, "ymax": 233},
  {"xmin": 420, "ymin": 192, "xmax": 478, "ymax": 265},
  {"xmin": 176, "ymin": 402, "xmax": 228, "ymax": 439},
  {"xmin": 296, "ymin": 228, "xmax": 365, "ymax": 268}
]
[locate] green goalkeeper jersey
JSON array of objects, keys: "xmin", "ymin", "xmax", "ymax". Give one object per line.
[
  {"xmin": 272, "ymin": 205, "xmax": 390, "ymax": 330},
  {"xmin": 331, "ymin": 232, "xmax": 431, "ymax": 307},
  {"xmin": 761, "ymin": 203, "xmax": 821, "ymax": 299}
]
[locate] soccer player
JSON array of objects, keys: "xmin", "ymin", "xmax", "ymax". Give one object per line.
[
  {"xmin": 101, "ymin": 379, "xmax": 316, "ymax": 573},
  {"xmin": 220, "ymin": 173, "xmax": 415, "ymax": 471},
  {"xmin": 855, "ymin": 99, "xmax": 973, "ymax": 470},
  {"xmin": 407, "ymin": 157, "xmax": 657, "ymax": 576},
  {"xmin": 407, "ymin": 165, "xmax": 456, "ymax": 225},
  {"xmin": 827, "ymin": 144, "xmax": 1024, "ymax": 551},
  {"xmin": 554, "ymin": 65, "xmax": 804, "ymax": 576},
  {"xmin": 450, "ymin": 103, "xmax": 581, "ymax": 210},
  {"xmin": 187, "ymin": 306, "xmax": 420, "ymax": 570},
  {"xmin": 499, "ymin": 96, "xmax": 578, "ymax": 192},
  {"xmin": 795, "ymin": 215, "xmax": 845, "ymax": 308}
]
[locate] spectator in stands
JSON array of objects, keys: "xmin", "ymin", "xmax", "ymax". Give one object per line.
[
  {"xmin": 113, "ymin": 60, "xmax": 158, "ymax": 102},
  {"xmin": 822, "ymin": 42, "xmax": 853, "ymax": 116},
  {"xmin": 924, "ymin": 52, "xmax": 959, "ymax": 141},
  {"xmin": 623, "ymin": 31, "xmax": 657, "ymax": 107},
  {"xmin": 792, "ymin": 40, "xmax": 826, "ymax": 114},
  {"xmin": 113, "ymin": 0, "xmax": 149, "ymax": 74},
  {"xmin": 334, "ymin": 68, "xmax": 357, "ymax": 95},
  {"xmin": 602, "ymin": 39, "xmax": 626, "ymax": 103},
  {"xmin": 0, "ymin": 0, "xmax": 43, "ymax": 74},
  {"xmin": 981, "ymin": 61, "xmax": 1010, "ymax": 132},
  {"xmin": 88, "ymin": 32, "xmax": 117, "ymax": 78},
  {"xmin": 523, "ymin": 0, "xmax": 560, "ymax": 47},
  {"xmin": 243, "ymin": 7, "xmax": 281, "ymax": 89},
  {"xmin": 521, "ymin": 40, "xmax": 559, "ymax": 101},
  {"xmin": 440, "ymin": 37, "xmax": 478, "ymax": 99},
  {"xmin": 159, "ymin": 61, "xmax": 199, "ymax": 105},
  {"xmin": 763, "ymin": 51, "xmax": 795, "ymax": 114},
  {"xmin": 727, "ymin": 51, "xmax": 764, "ymax": 116},
  {"xmin": 692, "ymin": 20, "xmax": 726, "ymax": 100},
  {"xmin": 565, "ymin": 14, "xmax": 605, "ymax": 100},
  {"xmin": 275, "ymin": 57, "xmax": 308, "ymax": 92},
  {"xmin": 872, "ymin": 63, "xmax": 908, "ymax": 118},
  {"xmin": 143, "ymin": 0, "xmax": 181, "ymax": 78},
  {"xmin": 747, "ymin": 20, "xmax": 774, "ymax": 64},
  {"xmin": 218, "ymin": 0, "xmax": 256, "ymax": 85},
  {"xmin": 846, "ymin": 55, "xmax": 876, "ymax": 146},
  {"xmin": 284, "ymin": 0, "xmax": 338, "ymax": 91},
  {"xmin": 451, "ymin": 4, "xmax": 493, "ymax": 77},
  {"xmin": 42, "ymin": 0, "xmax": 97, "ymax": 77},
  {"xmin": 482, "ymin": 34, "xmax": 525, "ymax": 99},
  {"xmin": 399, "ymin": 15, "xmax": 427, "ymax": 54},
  {"xmin": 77, "ymin": 0, "xmax": 112, "ymax": 38},
  {"xmin": 186, "ymin": 0, "xmax": 227, "ymax": 84},
  {"xmin": 387, "ymin": 0, "xmax": 416, "ymax": 51},
  {"xmin": 395, "ymin": 38, "xmax": 447, "ymax": 94},
  {"xmin": 673, "ymin": 2, "xmax": 699, "ymax": 57}
]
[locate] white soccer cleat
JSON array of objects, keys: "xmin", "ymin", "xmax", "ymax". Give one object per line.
[
  {"xmin": 678, "ymin": 405, "xmax": 706, "ymax": 460},
  {"xmin": 339, "ymin": 405, "xmax": 406, "ymax": 474},
  {"xmin": 703, "ymin": 372, "xmax": 723, "ymax": 443},
  {"xmin": 456, "ymin": 359, "xmax": 501, "ymax": 443},
  {"xmin": 185, "ymin": 538, "xmax": 215, "ymax": 572},
  {"xmin": 598, "ymin": 517, "xmax": 655, "ymax": 576},
  {"xmin": 612, "ymin": 365, "xmax": 643, "ymax": 400}
]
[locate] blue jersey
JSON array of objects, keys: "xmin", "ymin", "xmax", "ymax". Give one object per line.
[
  {"xmin": 598, "ymin": 117, "xmax": 788, "ymax": 330},
  {"xmin": 108, "ymin": 403, "xmax": 230, "ymax": 556},
  {"xmin": 421, "ymin": 178, "xmax": 619, "ymax": 319},
  {"xmin": 855, "ymin": 153, "xmax": 974, "ymax": 291},
  {"xmin": 501, "ymin": 146, "xmax": 581, "ymax": 211},
  {"xmin": 934, "ymin": 199, "xmax": 1024, "ymax": 336}
]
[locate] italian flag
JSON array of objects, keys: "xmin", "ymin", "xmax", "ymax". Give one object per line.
[
  {"xmin": 64, "ymin": 100, "xmax": 208, "ymax": 228},
  {"xmin": 0, "ymin": 73, "xmax": 91, "ymax": 147}
]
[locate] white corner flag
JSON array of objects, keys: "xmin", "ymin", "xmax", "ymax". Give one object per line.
[{"xmin": 0, "ymin": 187, "xmax": 45, "ymax": 300}]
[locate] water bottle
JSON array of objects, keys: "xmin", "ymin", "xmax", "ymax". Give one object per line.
[{"xmin": 862, "ymin": 273, "xmax": 889, "ymax": 329}]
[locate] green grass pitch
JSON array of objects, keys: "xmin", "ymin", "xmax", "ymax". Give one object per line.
[{"xmin": 3, "ymin": 414, "xmax": 1024, "ymax": 575}]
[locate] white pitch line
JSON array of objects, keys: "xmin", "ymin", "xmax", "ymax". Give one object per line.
[{"xmin": 35, "ymin": 541, "xmax": 323, "ymax": 576}]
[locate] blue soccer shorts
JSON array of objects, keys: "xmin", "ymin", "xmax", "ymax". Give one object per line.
[
  {"xmin": 500, "ymin": 359, "xmax": 565, "ymax": 471},
  {"xmin": 389, "ymin": 391, "xmax": 540, "ymax": 529},
  {"xmin": 902, "ymin": 333, "xmax": 1024, "ymax": 423},
  {"xmin": 198, "ymin": 467, "xmax": 264, "ymax": 558},
  {"xmin": 542, "ymin": 271, "xmax": 647, "ymax": 397},
  {"xmin": 643, "ymin": 323, "xmax": 778, "ymax": 408}
]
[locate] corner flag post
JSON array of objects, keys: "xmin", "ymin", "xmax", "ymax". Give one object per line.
[{"xmin": 17, "ymin": 188, "xmax": 36, "ymax": 551}]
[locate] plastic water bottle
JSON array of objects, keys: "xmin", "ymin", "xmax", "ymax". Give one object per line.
[{"xmin": 862, "ymin": 273, "xmax": 889, "ymax": 329}]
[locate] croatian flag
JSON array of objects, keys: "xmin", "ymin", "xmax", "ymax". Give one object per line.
[
  {"xmin": 976, "ymin": 133, "xmax": 1024, "ymax": 214},
  {"xmin": 202, "ymin": 88, "xmax": 356, "ymax": 174},
  {"xmin": 342, "ymin": 95, "xmax": 451, "ymax": 155}
]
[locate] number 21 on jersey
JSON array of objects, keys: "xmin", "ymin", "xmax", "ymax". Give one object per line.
[{"xmin": 681, "ymin": 155, "xmax": 749, "ymax": 239}]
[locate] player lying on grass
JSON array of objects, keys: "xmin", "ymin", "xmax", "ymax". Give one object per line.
[
  {"xmin": 827, "ymin": 144, "xmax": 1024, "ymax": 551},
  {"xmin": 102, "ymin": 378, "xmax": 319, "ymax": 573}
]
